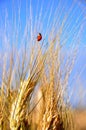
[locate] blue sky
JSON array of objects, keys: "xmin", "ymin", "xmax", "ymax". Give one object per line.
[
  {"xmin": 0, "ymin": 0, "xmax": 86, "ymax": 107},
  {"xmin": 0, "ymin": 0, "xmax": 86, "ymax": 46}
]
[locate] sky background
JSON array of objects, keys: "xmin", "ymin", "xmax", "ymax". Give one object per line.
[{"xmin": 0, "ymin": 0, "xmax": 86, "ymax": 108}]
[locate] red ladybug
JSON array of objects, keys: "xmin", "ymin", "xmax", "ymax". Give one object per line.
[{"xmin": 37, "ymin": 33, "xmax": 42, "ymax": 41}]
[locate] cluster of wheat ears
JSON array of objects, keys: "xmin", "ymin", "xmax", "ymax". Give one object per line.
[
  {"xmin": 0, "ymin": 37, "xmax": 76, "ymax": 130},
  {"xmin": 0, "ymin": 0, "xmax": 85, "ymax": 130}
]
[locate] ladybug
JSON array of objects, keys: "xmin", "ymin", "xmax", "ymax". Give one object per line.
[{"xmin": 37, "ymin": 33, "xmax": 42, "ymax": 41}]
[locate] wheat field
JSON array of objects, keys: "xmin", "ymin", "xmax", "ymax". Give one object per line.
[{"xmin": 0, "ymin": 0, "xmax": 86, "ymax": 130}]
